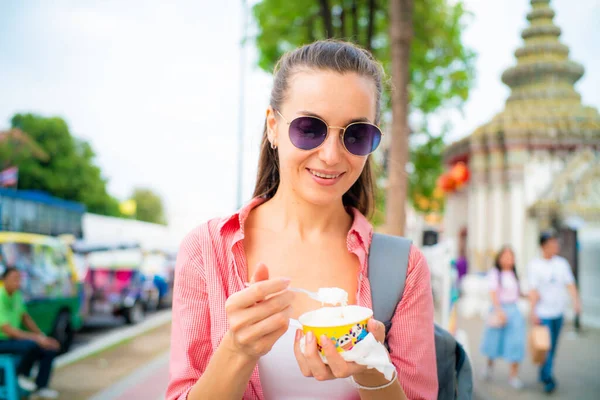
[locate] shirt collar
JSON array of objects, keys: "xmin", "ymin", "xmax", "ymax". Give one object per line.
[
  {"xmin": 346, "ymin": 207, "xmax": 373, "ymax": 253},
  {"xmin": 217, "ymin": 197, "xmax": 266, "ymax": 236},
  {"xmin": 218, "ymin": 197, "xmax": 373, "ymax": 253}
]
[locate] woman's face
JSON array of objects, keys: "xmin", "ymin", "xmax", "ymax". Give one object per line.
[
  {"xmin": 499, "ymin": 249, "xmax": 515, "ymax": 270},
  {"xmin": 267, "ymin": 70, "xmax": 377, "ymax": 208}
]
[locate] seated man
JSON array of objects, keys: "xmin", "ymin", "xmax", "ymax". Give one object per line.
[{"xmin": 0, "ymin": 267, "xmax": 60, "ymax": 399}]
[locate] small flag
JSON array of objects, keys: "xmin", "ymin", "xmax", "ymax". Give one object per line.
[
  {"xmin": 119, "ymin": 199, "xmax": 137, "ymax": 216},
  {"xmin": 0, "ymin": 166, "xmax": 18, "ymax": 187}
]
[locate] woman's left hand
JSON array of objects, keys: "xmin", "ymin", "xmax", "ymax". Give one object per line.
[{"xmin": 293, "ymin": 318, "xmax": 387, "ymax": 381}]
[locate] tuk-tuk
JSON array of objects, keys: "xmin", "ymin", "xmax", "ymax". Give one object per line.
[
  {"xmin": 75, "ymin": 242, "xmax": 155, "ymax": 324},
  {"xmin": 0, "ymin": 232, "xmax": 83, "ymax": 353},
  {"xmin": 140, "ymin": 249, "xmax": 175, "ymax": 310}
]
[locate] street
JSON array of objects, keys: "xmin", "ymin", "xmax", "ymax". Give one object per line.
[
  {"xmin": 71, "ymin": 315, "xmax": 130, "ymax": 351},
  {"xmin": 55, "ymin": 309, "xmax": 172, "ymax": 371}
]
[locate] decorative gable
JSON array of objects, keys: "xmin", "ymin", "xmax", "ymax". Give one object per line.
[{"xmin": 530, "ymin": 149, "xmax": 600, "ymax": 221}]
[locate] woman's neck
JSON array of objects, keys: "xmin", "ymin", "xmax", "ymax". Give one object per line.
[{"xmin": 260, "ymin": 188, "xmax": 352, "ymax": 241}]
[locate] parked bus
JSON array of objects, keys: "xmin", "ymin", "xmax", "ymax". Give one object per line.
[{"xmin": 0, "ymin": 188, "xmax": 85, "ymax": 238}]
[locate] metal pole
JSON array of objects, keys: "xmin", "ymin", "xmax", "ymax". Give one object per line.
[{"xmin": 236, "ymin": 0, "xmax": 248, "ymax": 210}]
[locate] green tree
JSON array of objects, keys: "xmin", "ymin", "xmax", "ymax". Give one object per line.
[
  {"xmin": 130, "ymin": 188, "xmax": 167, "ymax": 225},
  {"xmin": 252, "ymin": 0, "xmax": 475, "ymax": 226},
  {"xmin": 9, "ymin": 113, "xmax": 121, "ymax": 216},
  {"xmin": 253, "ymin": 0, "xmax": 474, "ymax": 113},
  {"xmin": 409, "ymin": 133, "xmax": 445, "ymax": 213}
]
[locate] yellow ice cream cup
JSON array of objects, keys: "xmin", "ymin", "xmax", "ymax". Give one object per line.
[{"xmin": 298, "ymin": 305, "xmax": 373, "ymax": 355}]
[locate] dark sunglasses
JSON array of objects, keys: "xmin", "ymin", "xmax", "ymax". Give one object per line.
[{"xmin": 276, "ymin": 110, "xmax": 382, "ymax": 156}]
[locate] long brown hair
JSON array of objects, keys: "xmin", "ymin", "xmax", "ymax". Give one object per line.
[
  {"xmin": 494, "ymin": 245, "xmax": 521, "ymax": 293},
  {"xmin": 252, "ymin": 40, "xmax": 385, "ymax": 217}
]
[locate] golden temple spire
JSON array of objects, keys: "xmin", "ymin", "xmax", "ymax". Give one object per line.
[{"xmin": 501, "ymin": 0, "xmax": 585, "ymax": 106}]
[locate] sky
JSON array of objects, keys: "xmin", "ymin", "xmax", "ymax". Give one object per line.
[{"xmin": 1, "ymin": 0, "xmax": 599, "ymax": 243}]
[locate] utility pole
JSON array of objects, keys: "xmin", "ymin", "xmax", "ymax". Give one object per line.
[{"xmin": 236, "ymin": 0, "xmax": 248, "ymax": 210}]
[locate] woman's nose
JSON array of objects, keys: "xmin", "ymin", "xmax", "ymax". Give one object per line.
[{"xmin": 318, "ymin": 128, "xmax": 344, "ymax": 165}]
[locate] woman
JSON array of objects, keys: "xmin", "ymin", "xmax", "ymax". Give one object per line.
[
  {"xmin": 166, "ymin": 40, "xmax": 437, "ymax": 400},
  {"xmin": 480, "ymin": 246, "xmax": 526, "ymax": 390}
]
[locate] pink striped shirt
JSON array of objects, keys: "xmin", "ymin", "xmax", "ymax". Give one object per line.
[{"xmin": 167, "ymin": 198, "xmax": 438, "ymax": 400}]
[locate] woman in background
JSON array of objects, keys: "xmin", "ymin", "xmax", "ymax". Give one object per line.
[{"xmin": 480, "ymin": 246, "xmax": 526, "ymax": 390}]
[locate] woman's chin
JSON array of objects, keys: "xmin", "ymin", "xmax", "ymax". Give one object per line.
[{"xmin": 295, "ymin": 186, "xmax": 347, "ymax": 208}]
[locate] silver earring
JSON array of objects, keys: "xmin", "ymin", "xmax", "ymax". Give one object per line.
[{"xmin": 271, "ymin": 142, "xmax": 277, "ymax": 150}]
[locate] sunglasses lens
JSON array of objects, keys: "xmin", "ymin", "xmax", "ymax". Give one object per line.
[
  {"xmin": 289, "ymin": 117, "xmax": 328, "ymax": 150},
  {"xmin": 344, "ymin": 124, "xmax": 382, "ymax": 156}
]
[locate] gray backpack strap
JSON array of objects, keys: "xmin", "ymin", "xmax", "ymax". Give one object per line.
[
  {"xmin": 368, "ymin": 233, "xmax": 412, "ymax": 335},
  {"xmin": 456, "ymin": 343, "xmax": 473, "ymax": 400}
]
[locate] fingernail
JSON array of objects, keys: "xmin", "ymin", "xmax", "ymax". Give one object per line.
[
  {"xmin": 281, "ymin": 277, "xmax": 291, "ymax": 285},
  {"xmin": 307, "ymin": 331, "xmax": 314, "ymax": 344},
  {"xmin": 320, "ymin": 335, "xmax": 329, "ymax": 346},
  {"xmin": 295, "ymin": 330, "xmax": 301, "ymax": 342}
]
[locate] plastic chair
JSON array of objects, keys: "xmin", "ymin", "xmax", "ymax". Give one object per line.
[
  {"xmin": 0, "ymin": 354, "xmax": 19, "ymax": 400},
  {"xmin": 0, "ymin": 355, "xmax": 30, "ymax": 400}
]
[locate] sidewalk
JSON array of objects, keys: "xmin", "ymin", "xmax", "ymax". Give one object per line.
[
  {"xmin": 51, "ymin": 321, "xmax": 172, "ymax": 399},
  {"xmin": 89, "ymin": 352, "xmax": 169, "ymax": 400},
  {"xmin": 456, "ymin": 314, "xmax": 600, "ymax": 400}
]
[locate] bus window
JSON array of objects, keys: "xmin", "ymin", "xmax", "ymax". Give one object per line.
[
  {"xmin": 31, "ymin": 244, "xmax": 72, "ymax": 298},
  {"xmin": 1, "ymin": 198, "xmax": 15, "ymax": 230},
  {"xmin": 53, "ymin": 244, "xmax": 74, "ymax": 296},
  {"xmin": 28, "ymin": 243, "xmax": 51, "ymax": 298}
]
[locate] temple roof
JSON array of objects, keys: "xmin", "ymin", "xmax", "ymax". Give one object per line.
[{"xmin": 445, "ymin": 0, "xmax": 600, "ymax": 159}]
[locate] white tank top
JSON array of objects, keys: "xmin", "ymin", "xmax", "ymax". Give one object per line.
[{"xmin": 258, "ymin": 319, "xmax": 359, "ymax": 400}]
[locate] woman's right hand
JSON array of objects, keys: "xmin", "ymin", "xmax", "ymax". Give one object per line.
[{"xmin": 224, "ymin": 263, "xmax": 294, "ymax": 361}]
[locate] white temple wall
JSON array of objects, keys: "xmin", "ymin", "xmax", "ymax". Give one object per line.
[
  {"xmin": 503, "ymin": 187, "xmax": 512, "ymax": 245},
  {"xmin": 490, "ymin": 182, "xmax": 505, "ymax": 253},
  {"xmin": 577, "ymin": 223, "xmax": 600, "ymax": 328},
  {"xmin": 443, "ymin": 189, "xmax": 468, "ymax": 242},
  {"xmin": 522, "ymin": 216, "xmax": 541, "ymax": 290},
  {"xmin": 471, "ymin": 185, "xmax": 490, "ymax": 271},
  {"xmin": 467, "ymin": 184, "xmax": 478, "ymax": 270},
  {"xmin": 509, "ymin": 180, "xmax": 527, "ymax": 278}
]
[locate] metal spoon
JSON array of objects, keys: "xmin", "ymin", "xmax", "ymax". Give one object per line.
[{"xmin": 244, "ymin": 282, "xmax": 321, "ymax": 302}]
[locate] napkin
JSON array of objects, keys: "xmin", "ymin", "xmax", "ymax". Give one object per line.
[{"xmin": 300, "ymin": 333, "xmax": 396, "ymax": 381}]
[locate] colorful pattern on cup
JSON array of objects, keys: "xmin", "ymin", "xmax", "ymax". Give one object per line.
[{"xmin": 299, "ymin": 305, "xmax": 373, "ymax": 355}]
